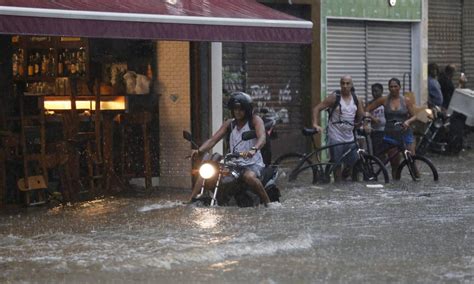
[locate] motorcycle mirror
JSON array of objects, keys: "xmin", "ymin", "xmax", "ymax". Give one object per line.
[
  {"xmin": 242, "ymin": 130, "xmax": 257, "ymax": 141},
  {"xmin": 183, "ymin": 131, "xmax": 200, "ymax": 149},
  {"xmin": 183, "ymin": 131, "xmax": 192, "ymax": 142}
]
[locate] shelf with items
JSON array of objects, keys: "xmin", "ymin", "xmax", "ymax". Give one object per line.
[{"xmin": 12, "ymin": 36, "xmax": 90, "ymax": 96}]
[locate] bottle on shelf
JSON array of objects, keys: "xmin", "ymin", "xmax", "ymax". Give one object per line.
[
  {"xmin": 64, "ymin": 49, "xmax": 70, "ymax": 76},
  {"xmin": 146, "ymin": 63, "xmax": 153, "ymax": 80},
  {"xmin": 49, "ymin": 56, "xmax": 56, "ymax": 77},
  {"xmin": 70, "ymin": 51, "xmax": 77, "ymax": 76},
  {"xmin": 18, "ymin": 49, "xmax": 25, "ymax": 77},
  {"xmin": 33, "ymin": 52, "xmax": 41, "ymax": 76},
  {"xmin": 12, "ymin": 51, "xmax": 18, "ymax": 77},
  {"xmin": 27, "ymin": 54, "xmax": 34, "ymax": 77},
  {"xmin": 41, "ymin": 54, "xmax": 48, "ymax": 76},
  {"xmin": 47, "ymin": 48, "xmax": 55, "ymax": 76},
  {"xmin": 58, "ymin": 53, "xmax": 63, "ymax": 76}
]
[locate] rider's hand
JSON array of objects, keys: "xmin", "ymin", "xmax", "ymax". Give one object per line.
[
  {"xmin": 190, "ymin": 149, "xmax": 200, "ymax": 159},
  {"xmin": 242, "ymin": 149, "xmax": 257, "ymax": 159}
]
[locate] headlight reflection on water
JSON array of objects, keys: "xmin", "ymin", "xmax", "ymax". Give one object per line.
[{"xmin": 193, "ymin": 209, "xmax": 221, "ymax": 229}]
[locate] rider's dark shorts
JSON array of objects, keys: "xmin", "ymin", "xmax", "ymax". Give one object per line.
[{"xmin": 328, "ymin": 137, "xmax": 358, "ymax": 166}]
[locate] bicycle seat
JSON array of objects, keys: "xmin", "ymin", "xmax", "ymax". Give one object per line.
[{"xmin": 302, "ymin": 128, "xmax": 318, "ymax": 136}]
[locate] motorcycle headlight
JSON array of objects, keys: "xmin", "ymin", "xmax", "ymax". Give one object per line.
[{"xmin": 199, "ymin": 163, "xmax": 216, "ymax": 179}]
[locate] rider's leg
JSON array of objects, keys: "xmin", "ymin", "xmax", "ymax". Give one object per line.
[
  {"xmin": 341, "ymin": 145, "xmax": 358, "ymax": 180},
  {"xmin": 328, "ymin": 139, "xmax": 343, "ymax": 183},
  {"xmin": 242, "ymin": 169, "xmax": 270, "ymax": 206},
  {"xmin": 188, "ymin": 176, "xmax": 205, "ymax": 202}
]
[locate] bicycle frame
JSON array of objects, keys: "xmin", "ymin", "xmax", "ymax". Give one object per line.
[
  {"xmin": 289, "ymin": 138, "xmax": 363, "ymax": 183},
  {"xmin": 375, "ymin": 128, "xmax": 413, "ymax": 167}
]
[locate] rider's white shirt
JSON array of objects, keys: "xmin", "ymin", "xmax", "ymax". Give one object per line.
[
  {"xmin": 327, "ymin": 94, "xmax": 357, "ymax": 142},
  {"xmin": 229, "ymin": 121, "xmax": 265, "ymax": 167}
]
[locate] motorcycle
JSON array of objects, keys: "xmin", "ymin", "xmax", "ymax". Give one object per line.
[
  {"xmin": 183, "ymin": 130, "xmax": 281, "ymax": 207},
  {"xmin": 416, "ymin": 106, "xmax": 450, "ymax": 155}
]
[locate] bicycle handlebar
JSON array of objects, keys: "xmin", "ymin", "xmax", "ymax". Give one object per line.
[
  {"xmin": 302, "ymin": 128, "xmax": 319, "ymax": 136},
  {"xmin": 387, "ymin": 120, "xmax": 405, "ymax": 127}
]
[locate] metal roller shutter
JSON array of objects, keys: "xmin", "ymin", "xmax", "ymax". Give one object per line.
[
  {"xmin": 367, "ymin": 22, "xmax": 412, "ymax": 99},
  {"xmin": 222, "ymin": 42, "xmax": 308, "ymax": 154},
  {"xmin": 463, "ymin": 1, "xmax": 474, "ymax": 89},
  {"xmin": 327, "ymin": 20, "xmax": 412, "ymax": 103},
  {"xmin": 222, "ymin": 4, "xmax": 310, "ymax": 155},
  {"xmin": 428, "ymin": 0, "xmax": 462, "ymax": 74},
  {"xmin": 245, "ymin": 43, "xmax": 307, "ymax": 153},
  {"xmin": 222, "ymin": 42, "xmax": 245, "ymax": 93},
  {"xmin": 327, "ymin": 20, "xmax": 366, "ymax": 99}
]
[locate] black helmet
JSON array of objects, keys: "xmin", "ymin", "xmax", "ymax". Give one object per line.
[{"xmin": 227, "ymin": 92, "xmax": 253, "ymax": 119}]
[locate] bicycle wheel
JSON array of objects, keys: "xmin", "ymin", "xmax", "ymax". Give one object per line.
[
  {"xmin": 273, "ymin": 152, "xmax": 316, "ymax": 185},
  {"xmin": 395, "ymin": 155, "xmax": 439, "ymax": 182},
  {"xmin": 352, "ymin": 153, "xmax": 390, "ymax": 184}
]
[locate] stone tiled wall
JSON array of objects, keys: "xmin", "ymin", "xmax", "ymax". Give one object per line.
[{"xmin": 157, "ymin": 41, "xmax": 192, "ymax": 189}]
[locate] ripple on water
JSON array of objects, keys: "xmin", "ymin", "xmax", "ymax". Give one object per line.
[
  {"xmin": 138, "ymin": 201, "xmax": 184, "ymax": 212},
  {"xmin": 0, "ymin": 230, "xmax": 316, "ymax": 272}
]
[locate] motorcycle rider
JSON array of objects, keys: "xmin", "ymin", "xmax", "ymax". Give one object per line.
[{"xmin": 188, "ymin": 92, "xmax": 271, "ymax": 206}]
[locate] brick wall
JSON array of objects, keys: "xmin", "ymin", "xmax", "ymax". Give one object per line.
[{"xmin": 157, "ymin": 41, "xmax": 192, "ymax": 189}]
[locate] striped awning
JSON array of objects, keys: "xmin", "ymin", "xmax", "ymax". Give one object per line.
[{"xmin": 0, "ymin": 0, "xmax": 313, "ymax": 43}]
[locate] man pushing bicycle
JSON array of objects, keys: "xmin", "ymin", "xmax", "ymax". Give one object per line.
[{"xmin": 312, "ymin": 75, "xmax": 365, "ymax": 182}]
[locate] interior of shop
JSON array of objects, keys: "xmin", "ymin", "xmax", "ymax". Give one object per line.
[{"xmin": 0, "ymin": 35, "xmax": 160, "ymax": 206}]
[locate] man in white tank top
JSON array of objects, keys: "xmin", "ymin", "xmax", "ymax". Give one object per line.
[
  {"xmin": 188, "ymin": 92, "xmax": 271, "ymax": 206},
  {"xmin": 311, "ymin": 75, "xmax": 365, "ymax": 182}
]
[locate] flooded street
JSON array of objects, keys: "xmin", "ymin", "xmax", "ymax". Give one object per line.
[{"xmin": 1, "ymin": 150, "xmax": 474, "ymax": 283}]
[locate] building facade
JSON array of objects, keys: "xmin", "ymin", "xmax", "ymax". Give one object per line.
[
  {"xmin": 322, "ymin": 0, "xmax": 426, "ymax": 104},
  {"xmin": 428, "ymin": 0, "xmax": 474, "ymax": 88}
]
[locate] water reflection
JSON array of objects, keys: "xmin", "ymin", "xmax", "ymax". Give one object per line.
[{"xmin": 192, "ymin": 208, "xmax": 221, "ymax": 229}]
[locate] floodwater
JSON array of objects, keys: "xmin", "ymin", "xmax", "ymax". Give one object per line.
[{"xmin": 1, "ymin": 151, "xmax": 473, "ymax": 283}]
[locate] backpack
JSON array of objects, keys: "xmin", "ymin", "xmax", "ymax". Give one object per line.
[{"xmin": 327, "ymin": 90, "xmax": 359, "ymax": 121}]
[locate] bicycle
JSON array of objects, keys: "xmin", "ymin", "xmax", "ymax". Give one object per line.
[
  {"xmin": 374, "ymin": 121, "xmax": 439, "ymax": 182},
  {"xmin": 273, "ymin": 120, "xmax": 389, "ymax": 185}
]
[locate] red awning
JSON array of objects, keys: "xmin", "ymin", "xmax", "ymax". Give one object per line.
[{"xmin": 0, "ymin": 0, "xmax": 312, "ymax": 43}]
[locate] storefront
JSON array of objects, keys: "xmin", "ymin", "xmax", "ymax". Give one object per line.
[
  {"xmin": 0, "ymin": 0, "xmax": 312, "ymax": 205},
  {"xmin": 222, "ymin": 3, "xmax": 312, "ymax": 155}
]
